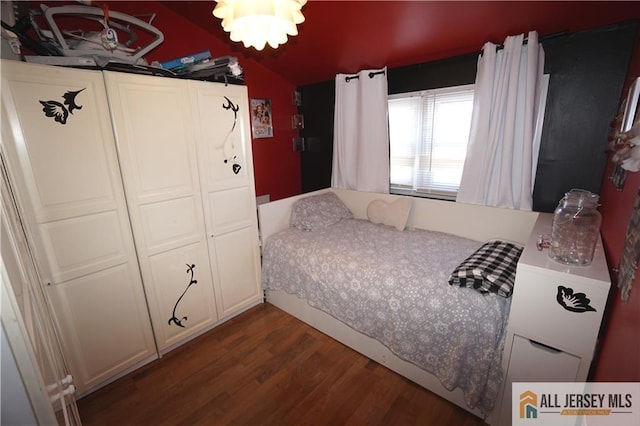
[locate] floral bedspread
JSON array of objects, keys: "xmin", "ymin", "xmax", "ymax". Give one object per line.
[{"xmin": 261, "ymin": 218, "xmax": 511, "ymax": 415}]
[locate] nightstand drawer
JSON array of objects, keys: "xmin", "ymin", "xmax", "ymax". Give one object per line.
[
  {"xmin": 508, "ymin": 264, "xmax": 609, "ymax": 356},
  {"xmin": 507, "ymin": 334, "xmax": 581, "ymax": 382},
  {"xmin": 497, "ymin": 334, "xmax": 582, "ymax": 426}
]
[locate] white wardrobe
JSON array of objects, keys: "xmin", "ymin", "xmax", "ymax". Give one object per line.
[{"xmin": 1, "ymin": 59, "xmax": 263, "ymax": 397}]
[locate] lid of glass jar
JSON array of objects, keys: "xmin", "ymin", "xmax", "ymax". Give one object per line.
[{"xmin": 562, "ymin": 189, "xmax": 599, "ymax": 208}]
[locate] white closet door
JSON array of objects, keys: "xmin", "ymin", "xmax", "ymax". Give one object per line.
[
  {"xmin": 2, "ymin": 166, "xmax": 82, "ymax": 424},
  {"xmin": 190, "ymin": 81, "xmax": 262, "ymax": 318},
  {"xmin": 104, "ymin": 72, "xmax": 218, "ymax": 351},
  {"xmin": 0, "ymin": 60, "xmax": 157, "ymax": 394}
]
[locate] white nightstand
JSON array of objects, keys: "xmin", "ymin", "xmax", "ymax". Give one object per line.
[{"xmin": 496, "ymin": 213, "xmax": 611, "ymax": 426}]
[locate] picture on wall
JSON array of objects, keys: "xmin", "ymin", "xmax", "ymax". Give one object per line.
[
  {"xmin": 291, "ymin": 114, "xmax": 304, "ymax": 129},
  {"xmin": 618, "ymin": 188, "xmax": 640, "ymax": 303},
  {"xmin": 250, "ymin": 98, "xmax": 273, "ymax": 138},
  {"xmin": 612, "ymin": 163, "xmax": 627, "ymax": 191}
]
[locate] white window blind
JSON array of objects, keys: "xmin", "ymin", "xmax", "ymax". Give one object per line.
[{"xmin": 388, "ymin": 85, "xmax": 474, "ymax": 199}]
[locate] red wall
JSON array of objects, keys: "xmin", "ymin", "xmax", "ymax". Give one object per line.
[
  {"xmin": 594, "ymin": 27, "xmax": 640, "ymax": 382},
  {"xmin": 64, "ymin": 1, "xmax": 302, "ymax": 201}
]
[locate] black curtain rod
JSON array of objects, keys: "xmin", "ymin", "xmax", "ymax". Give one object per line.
[
  {"xmin": 345, "ymin": 70, "xmax": 386, "ymax": 82},
  {"xmin": 494, "ymin": 31, "xmax": 567, "ymax": 51}
]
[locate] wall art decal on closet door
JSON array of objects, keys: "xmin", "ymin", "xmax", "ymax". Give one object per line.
[
  {"xmin": 221, "ymin": 96, "xmax": 242, "ymax": 174},
  {"xmin": 168, "ymin": 264, "xmax": 198, "ymax": 328},
  {"xmin": 556, "ymin": 285, "xmax": 596, "ymax": 313},
  {"xmin": 39, "ymin": 88, "xmax": 85, "ymax": 124}
]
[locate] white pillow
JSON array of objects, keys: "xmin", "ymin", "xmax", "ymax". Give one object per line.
[{"xmin": 366, "ymin": 198, "xmax": 412, "ymax": 231}]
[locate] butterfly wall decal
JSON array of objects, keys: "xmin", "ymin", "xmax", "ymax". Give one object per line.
[
  {"xmin": 39, "ymin": 88, "xmax": 86, "ymax": 125},
  {"xmin": 556, "ymin": 285, "xmax": 597, "ymax": 313}
]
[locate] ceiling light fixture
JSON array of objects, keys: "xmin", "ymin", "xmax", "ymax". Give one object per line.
[{"xmin": 212, "ymin": 0, "xmax": 306, "ymax": 51}]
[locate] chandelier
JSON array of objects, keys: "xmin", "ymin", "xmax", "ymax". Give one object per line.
[{"xmin": 212, "ymin": 0, "xmax": 306, "ymax": 51}]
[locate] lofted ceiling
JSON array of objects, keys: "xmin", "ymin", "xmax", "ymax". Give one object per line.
[{"xmin": 163, "ymin": 1, "xmax": 640, "ymax": 87}]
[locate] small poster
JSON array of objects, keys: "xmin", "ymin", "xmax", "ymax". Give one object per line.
[{"xmin": 250, "ymin": 98, "xmax": 273, "ymax": 138}]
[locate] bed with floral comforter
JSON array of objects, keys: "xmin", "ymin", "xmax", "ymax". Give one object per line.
[{"xmin": 261, "ymin": 216, "xmax": 512, "ymax": 415}]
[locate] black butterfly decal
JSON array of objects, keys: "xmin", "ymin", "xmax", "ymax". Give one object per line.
[
  {"xmin": 39, "ymin": 88, "xmax": 85, "ymax": 125},
  {"xmin": 556, "ymin": 285, "xmax": 596, "ymax": 313}
]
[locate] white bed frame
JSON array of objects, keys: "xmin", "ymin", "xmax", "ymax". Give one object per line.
[{"xmin": 258, "ymin": 188, "xmax": 539, "ymax": 423}]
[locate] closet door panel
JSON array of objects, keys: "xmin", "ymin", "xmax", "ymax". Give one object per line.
[
  {"xmin": 139, "ymin": 196, "xmax": 202, "ymax": 255},
  {"xmin": 1, "ymin": 61, "xmax": 157, "ymax": 395},
  {"xmin": 3, "ymin": 74, "xmax": 119, "ymax": 222},
  {"xmin": 211, "ymin": 227, "xmax": 262, "ymax": 317},
  {"xmin": 189, "ymin": 80, "xmax": 253, "ymax": 191},
  {"xmin": 147, "ymin": 242, "xmax": 217, "ymax": 347},
  {"xmin": 104, "ymin": 72, "xmax": 218, "ymax": 351},
  {"xmin": 47, "ymin": 264, "xmax": 156, "ymax": 390},
  {"xmin": 111, "ymin": 85, "xmax": 196, "ymax": 201},
  {"xmin": 208, "ymin": 187, "xmax": 254, "ymax": 235},
  {"xmin": 38, "ymin": 211, "xmax": 129, "ymax": 283}
]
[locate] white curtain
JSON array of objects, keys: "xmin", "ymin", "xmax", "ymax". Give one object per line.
[
  {"xmin": 332, "ymin": 67, "xmax": 390, "ymax": 193},
  {"xmin": 457, "ymin": 31, "xmax": 546, "ymax": 210}
]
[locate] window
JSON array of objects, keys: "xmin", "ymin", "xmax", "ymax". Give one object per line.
[{"xmin": 388, "ymin": 85, "xmax": 474, "ymax": 200}]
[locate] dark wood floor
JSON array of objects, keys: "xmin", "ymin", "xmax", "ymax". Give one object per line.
[{"xmin": 77, "ymin": 303, "xmax": 485, "ymax": 425}]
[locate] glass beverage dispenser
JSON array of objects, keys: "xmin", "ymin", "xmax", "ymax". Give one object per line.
[{"xmin": 549, "ymin": 189, "xmax": 602, "ymax": 266}]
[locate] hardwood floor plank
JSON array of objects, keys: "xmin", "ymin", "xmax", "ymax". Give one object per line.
[{"xmin": 77, "ymin": 303, "xmax": 485, "ymax": 425}]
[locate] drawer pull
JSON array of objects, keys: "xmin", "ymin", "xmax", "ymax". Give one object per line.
[{"xmin": 529, "ymin": 339, "xmax": 562, "ymax": 353}]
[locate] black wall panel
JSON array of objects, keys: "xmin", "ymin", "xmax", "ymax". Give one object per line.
[
  {"xmin": 534, "ymin": 22, "xmax": 637, "ymax": 212},
  {"xmin": 387, "ymin": 52, "xmax": 479, "ymax": 95},
  {"xmin": 298, "ymin": 80, "xmax": 335, "ymax": 192}
]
